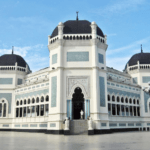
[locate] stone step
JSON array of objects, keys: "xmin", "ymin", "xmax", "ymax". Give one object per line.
[{"xmin": 70, "ymin": 120, "xmax": 88, "ymax": 135}]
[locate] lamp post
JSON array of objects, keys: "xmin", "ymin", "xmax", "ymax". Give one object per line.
[{"xmin": 142, "ymin": 81, "xmax": 150, "ymax": 94}]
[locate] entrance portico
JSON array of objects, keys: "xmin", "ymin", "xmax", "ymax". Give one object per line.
[{"xmin": 67, "ymin": 86, "xmax": 90, "ymax": 120}]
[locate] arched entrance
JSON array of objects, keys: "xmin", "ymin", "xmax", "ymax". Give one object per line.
[{"xmin": 72, "ymin": 87, "xmax": 84, "ymax": 119}]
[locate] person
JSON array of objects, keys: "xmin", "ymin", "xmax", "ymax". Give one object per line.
[{"xmin": 80, "ymin": 110, "xmax": 84, "ymax": 119}]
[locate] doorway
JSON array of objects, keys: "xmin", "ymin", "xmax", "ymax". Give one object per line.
[{"xmin": 72, "ymin": 87, "xmax": 84, "ymax": 119}]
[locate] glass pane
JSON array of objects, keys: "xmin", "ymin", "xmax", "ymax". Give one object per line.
[
  {"xmin": 0, "ymin": 103, "xmax": 2, "ymax": 117},
  {"xmin": 134, "ymin": 106, "xmax": 137, "ymax": 116},
  {"xmin": 108, "ymin": 103, "xmax": 111, "ymax": 115},
  {"xmin": 40, "ymin": 105, "xmax": 44, "ymax": 116},
  {"xmin": 3, "ymin": 103, "xmax": 6, "ymax": 117},
  {"xmin": 41, "ymin": 97, "xmax": 44, "ymax": 102},
  {"xmin": 112, "ymin": 96, "xmax": 115, "ymax": 102},
  {"xmin": 45, "ymin": 104, "xmax": 49, "ymax": 116},
  {"xmin": 32, "ymin": 106, "xmax": 35, "ymax": 117},
  {"xmin": 112, "ymin": 104, "xmax": 116, "ymax": 115},
  {"xmin": 36, "ymin": 97, "xmax": 39, "ymax": 103},
  {"xmin": 36, "ymin": 105, "xmax": 39, "ymax": 116},
  {"xmin": 121, "ymin": 105, "xmax": 125, "ymax": 116},
  {"xmin": 108, "ymin": 95, "xmax": 110, "ymax": 101},
  {"xmin": 117, "ymin": 97, "xmax": 120, "ymax": 102},
  {"xmin": 24, "ymin": 100, "xmax": 26, "ymax": 105},
  {"xmin": 126, "ymin": 107, "xmax": 129, "ymax": 116},
  {"xmin": 130, "ymin": 106, "xmax": 133, "ymax": 116},
  {"xmin": 23, "ymin": 107, "xmax": 26, "ymax": 117},
  {"xmin": 27, "ymin": 107, "xmax": 30, "ymax": 117},
  {"xmin": 117, "ymin": 105, "xmax": 120, "ymax": 115},
  {"xmin": 20, "ymin": 108, "xmax": 22, "ymax": 117},
  {"xmin": 46, "ymin": 96, "xmax": 49, "ymax": 102},
  {"xmin": 32, "ymin": 98, "xmax": 35, "ymax": 103},
  {"xmin": 137, "ymin": 107, "xmax": 140, "ymax": 116},
  {"xmin": 16, "ymin": 108, "xmax": 19, "ymax": 117}
]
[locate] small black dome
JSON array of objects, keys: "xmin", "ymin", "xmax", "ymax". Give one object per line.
[
  {"xmin": 125, "ymin": 52, "xmax": 150, "ymax": 69},
  {"xmin": 51, "ymin": 20, "xmax": 104, "ymax": 38},
  {"xmin": 0, "ymin": 54, "xmax": 30, "ymax": 70}
]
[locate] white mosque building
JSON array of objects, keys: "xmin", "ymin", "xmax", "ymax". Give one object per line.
[{"xmin": 0, "ymin": 16, "xmax": 150, "ymax": 135}]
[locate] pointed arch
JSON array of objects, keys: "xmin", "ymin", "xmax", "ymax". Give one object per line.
[{"xmin": 69, "ymin": 83, "xmax": 88, "ymax": 99}]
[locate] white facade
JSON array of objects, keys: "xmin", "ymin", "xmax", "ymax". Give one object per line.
[{"xmin": 0, "ymin": 19, "xmax": 150, "ymax": 135}]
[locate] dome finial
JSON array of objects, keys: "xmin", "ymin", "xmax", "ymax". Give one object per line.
[
  {"xmin": 12, "ymin": 46, "xmax": 14, "ymax": 54},
  {"xmin": 141, "ymin": 44, "xmax": 143, "ymax": 53},
  {"xmin": 76, "ymin": 11, "xmax": 79, "ymax": 21}
]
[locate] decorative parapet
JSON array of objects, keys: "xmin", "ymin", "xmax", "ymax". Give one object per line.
[{"xmin": 48, "ymin": 34, "xmax": 106, "ymax": 45}]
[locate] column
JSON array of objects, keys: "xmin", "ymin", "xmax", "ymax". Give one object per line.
[
  {"xmin": 70, "ymin": 100, "xmax": 72, "ymax": 120},
  {"xmin": 115, "ymin": 104, "xmax": 117, "ymax": 116},
  {"xmin": 2, "ymin": 104, "xmax": 3, "ymax": 117},
  {"xmin": 85, "ymin": 100, "xmax": 87, "ymax": 119}
]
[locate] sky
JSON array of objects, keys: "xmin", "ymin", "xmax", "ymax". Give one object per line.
[{"xmin": 0, "ymin": 0, "xmax": 150, "ymax": 72}]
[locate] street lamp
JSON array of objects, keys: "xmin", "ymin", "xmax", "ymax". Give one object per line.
[{"xmin": 143, "ymin": 82, "xmax": 150, "ymax": 94}]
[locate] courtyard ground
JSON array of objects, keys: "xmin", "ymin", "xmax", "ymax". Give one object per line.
[{"xmin": 0, "ymin": 131, "xmax": 149, "ymax": 150}]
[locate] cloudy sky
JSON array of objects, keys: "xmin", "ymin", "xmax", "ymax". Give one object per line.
[{"xmin": 0, "ymin": 0, "xmax": 149, "ymax": 72}]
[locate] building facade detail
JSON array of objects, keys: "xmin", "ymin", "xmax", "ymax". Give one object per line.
[{"xmin": 0, "ymin": 18, "xmax": 150, "ymax": 135}]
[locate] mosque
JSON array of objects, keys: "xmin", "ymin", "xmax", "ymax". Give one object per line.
[{"xmin": 0, "ymin": 15, "xmax": 150, "ymax": 135}]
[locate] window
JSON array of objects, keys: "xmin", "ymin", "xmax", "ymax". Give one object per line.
[
  {"xmin": 117, "ymin": 105, "xmax": 120, "ymax": 115},
  {"xmin": 46, "ymin": 96, "xmax": 49, "ymax": 102},
  {"xmin": 112, "ymin": 104, "xmax": 116, "ymax": 115},
  {"xmin": 121, "ymin": 97, "xmax": 124, "ymax": 103},
  {"xmin": 16, "ymin": 101, "xmax": 19, "ymax": 106},
  {"xmin": 108, "ymin": 95, "xmax": 110, "ymax": 101},
  {"xmin": 0, "ymin": 100, "xmax": 8, "ymax": 117},
  {"xmin": 24, "ymin": 99, "xmax": 26, "ymax": 105},
  {"xmin": 125, "ymin": 98, "xmax": 128, "ymax": 103},
  {"xmin": 129, "ymin": 99, "xmax": 132, "ymax": 104},
  {"xmin": 20, "ymin": 100, "xmax": 22, "ymax": 105},
  {"xmin": 45, "ymin": 104, "xmax": 49, "ymax": 116},
  {"xmin": 117, "ymin": 97, "xmax": 120, "ymax": 102},
  {"xmin": 28, "ymin": 99, "xmax": 30, "ymax": 104},
  {"xmin": 40, "ymin": 105, "xmax": 44, "ymax": 116},
  {"xmin": 32, "ymin": 98, "xmax": 35, "ymax": 104},
  {"xmin": 36, "ymin": 97, "xmax": 39, "ymax": 103},
  {"xmin": 112, "ymin": 96, "xmax": 115, "ymax": 102},
  {"xmin": 108, "ymin": 103, "xmax": 111, "ymax": 115},
  {"xmin": 41, "ymin": 96, "xmax": 44, "ymax": 102},
  {"xmin": 121, "ymin": 105, "xmax": 125, "ymax": 116}
]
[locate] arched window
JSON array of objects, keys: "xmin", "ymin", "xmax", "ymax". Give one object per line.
[
  {"xmin": 117, "ymin": 96, "xmax": 120, "ymax": 102},
  {"xmin": 137, "ymin": 100, "xmax": 139, "ymax": 105},
  {"xmin": 46, "ymin": 96, "xmax": 49, "ymax": 102},
  {"xmin": 125, "ymin": 98, "xmax": 128, "ymax": 103},
  {"xmin": 32, "ymin": 98, "xmax": 35, "ymax": 103},
  {"xmin": 121, "ymin": 97, "xmax": 124, "ymax": 103},
  {"xmin": 108, "ymin": 95, "xmax": 110, "ymax": 101},
  {"xmin": 133, "ymin": 99, "xmax": 136, "ymax": 104},
  {"xmin": 16, "ymin": 101, "xmax": 19, "ymax": 106},
  {"xmin": 112, "ymin": 96, "xmax": 115, "ymax": 102},
  {"xmin": 41, "ymin": 96, "xmax": 44, "ymax": 102},
  {"xmin": 24, "ymin": 99, "xmax": 26, "ymax": 105},
  {"xmin": 0, "ymin": 99, "xmax": 8, "ymax": 118},
  {"xmin": 28, "ymin": 99, "xmax": 30, "ymax": 104},
  {"xmin": 129, "ymin": 99, "xmax": 132, "ymax": 104},
  {"xmin": 20, "ymin": 100, "xmax": 22, "ymax": 105},
  {"xmin": 36, "ymin": 97, "xmax": 39, "ymax": 103}
]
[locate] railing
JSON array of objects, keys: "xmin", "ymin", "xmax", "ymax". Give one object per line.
[
  {"xmin": 0, "ymin": 66, "xmax": 26, "ymax": 72},
  {"xmin": 48, "ymin": 34, "xmax": 106, "ymax": 44}
]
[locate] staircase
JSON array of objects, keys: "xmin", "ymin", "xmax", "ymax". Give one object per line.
[{"xmin": 70, "ymin": 120, "xmax": 88, "ymax": 135}]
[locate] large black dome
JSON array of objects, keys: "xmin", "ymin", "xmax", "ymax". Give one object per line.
[
  {"xmin": 51, "ymin": 20, "xmax": 105, "ymax": 38},
  {"xmin": 0, "ymin": 54, "xmax": 30, "ymax": 70},
  {"xmin": 125, "ymin": 52, "xmax": 150, "ymax": 69}
]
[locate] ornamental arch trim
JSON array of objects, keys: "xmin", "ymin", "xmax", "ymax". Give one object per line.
[{"xmin": 69, "ymin": 83, "xmax": 88, "ymax": 99}]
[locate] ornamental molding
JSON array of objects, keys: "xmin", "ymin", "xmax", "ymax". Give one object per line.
[{"xmin": 66, "ymin": 76, "xmax": 90, "ymax": 99}]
